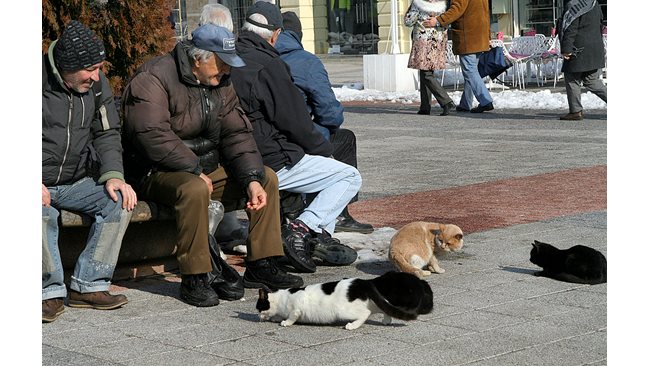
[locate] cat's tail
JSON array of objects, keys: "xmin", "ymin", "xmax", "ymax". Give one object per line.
[{"xmin": 367, "ymin": 282, "xmax": 420, "ymax": 321}]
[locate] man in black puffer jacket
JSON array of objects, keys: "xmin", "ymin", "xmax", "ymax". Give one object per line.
[
  {"xmin": 122, "ymin": 24, "xmax": 303, "ymax": 307},
  {"xmin": 42, "ymin": 21, "xmax": 137, "ymax": 323}
]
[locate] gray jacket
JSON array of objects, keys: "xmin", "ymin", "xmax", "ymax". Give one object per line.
[{"xmin": 42, "ymin": 41, "xmax": 124, "ymax": 186}]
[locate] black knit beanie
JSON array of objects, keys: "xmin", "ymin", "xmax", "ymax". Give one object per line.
[
  {"xmin": 282, "ymin": 12, "xmax": 303, "ymax": 41},
  {"xmin": 53, "ymin": 20, "xmax": 106, "ymax": 71}
]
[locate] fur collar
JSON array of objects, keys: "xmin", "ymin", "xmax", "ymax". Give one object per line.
[{"xmin": 412, "ymin": 0, "xmax": 448, "ymax": 14}]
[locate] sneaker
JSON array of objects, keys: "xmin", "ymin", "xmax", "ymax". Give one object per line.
[
  {"xmin": 281, "ymin": 220, "xmax": 316, "ymax": 273},
  {"xmin": 309, "ymin": 232, "xmax": 358, "ymax": 266},
  {"xmin": 559, "ymin": 111, "xmax": 583, "ymax": 120},
  {"xmin": 180, "ymin": 273, "xmax": 220, "ymax": 307},
  {"xmin": 335, "ymin": 208, "xmax": 374, "ymax": 234},
  {"xmin": 42, "ymin": 298, "xmax": 65, "ymax": 323},
  {"xmin": 243, "ymin": 257, "xmax": 304, "ymax": 290},
  {"xmin": 470, "ymin": 102, "xmax": 494, "ymax": 113},
  {"xmin": 68, "ymin": 290, "xmax": 128, "ymax": 310}
]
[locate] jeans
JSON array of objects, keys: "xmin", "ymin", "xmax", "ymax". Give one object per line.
[
  {"xmin": 459, "ymin": 53, "xmax": 493, "ymax": 109},
  {"xmin": 43, "ymin": 177, "xmax": 131, "ymax": 300},
  {"xmin": 276, "ymin": 154, "xmax": 361, "ymax": 235}
]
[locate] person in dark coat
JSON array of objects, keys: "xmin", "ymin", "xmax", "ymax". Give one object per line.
[
  {"xmin": 230, "ymin": 2, "xmax": 362, "ymax": 273},
  {"xmin": 559, "ymin": 0, "xmax": 607, "ymax": 120},
  {"xmin": 122, "ymin": 24, "xmax": 304, "ymax": 307},
  {"xmin": 275, "ymin": 11, "xmax": 374, "ymax": 234},
  {"xmin": 42, "ymin": 21, "xmax": 137, "ymax": 323}
]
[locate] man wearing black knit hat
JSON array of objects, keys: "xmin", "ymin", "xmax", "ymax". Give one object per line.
[{"xmin": 42, "ymin": 20, "xmax": 137, "ymax": 323}]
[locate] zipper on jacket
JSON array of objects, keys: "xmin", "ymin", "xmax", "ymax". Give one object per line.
[
  {"xmin": 55, "ymin": 95, "xmax": 74, "ymax": 185},
  {"xmin": 200, "ymin": 87, "xmax": 210, "ymax": 130}
]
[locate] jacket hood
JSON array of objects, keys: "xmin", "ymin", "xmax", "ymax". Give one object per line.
[
  {"xmin": 172, "ymin": 41, "xmax": 203, "ymax": 86},
  {"xmin": 237, "ymin": 31, "xmax": 280, "ymax": 59},
  {"xmin": 46, "ymin": 40, "xmax": 72, "ymax": 92},
  {"xmin": 275, "ymin": 30, "xmax": 303, "ymax": 55}
]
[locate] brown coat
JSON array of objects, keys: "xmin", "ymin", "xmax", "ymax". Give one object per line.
[
  {"xmin": 437, "ymin": 0, "xmax": 490, "ymax": 55},
  {"xmin": 122, "ymin": 42, "xmax": 265, "ymax": 187}
]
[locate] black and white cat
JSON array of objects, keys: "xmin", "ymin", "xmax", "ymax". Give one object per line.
[
  {"xmin": 256, "ymin": 271, "xmax": 433, "ymax": 330},
  {"xmin": 529, "ymin": 240, "xmax": 607, "ymax": 285}
]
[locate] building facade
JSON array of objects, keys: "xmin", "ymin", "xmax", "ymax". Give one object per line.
[{"xmin": 173, "ymin": 0, "xmax": 607, "ymax": 55}]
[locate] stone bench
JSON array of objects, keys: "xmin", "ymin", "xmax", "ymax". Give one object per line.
[{"xmin": 59, "ymin": 201, "xmax": 180, "ymax": 279}]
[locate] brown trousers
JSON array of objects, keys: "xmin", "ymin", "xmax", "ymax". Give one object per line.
[{"xmin": 140, "ymin": 166, "xmax": 284, "ymax": 274}]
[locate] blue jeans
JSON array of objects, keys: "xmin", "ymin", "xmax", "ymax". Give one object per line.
[
  {"xmin": 276, "ymin": 155, "xmax": 361, "ymax": 235},
  {"xmin": 459, "ymin": 53, "xmax": 493, "ymax": 109},
  {"xmin": 42, "ymin": 177, "xmax": 132, "ymax": 300}
]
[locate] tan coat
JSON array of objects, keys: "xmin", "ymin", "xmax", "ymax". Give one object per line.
[{"xmin": 437, "ymin": 0, "xmax": 490, "ymax": 55}]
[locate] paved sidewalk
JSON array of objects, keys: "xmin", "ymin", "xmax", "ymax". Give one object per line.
[{"xmin": 42, "ymin": 101, "xmax": 606, "ymax": 365}]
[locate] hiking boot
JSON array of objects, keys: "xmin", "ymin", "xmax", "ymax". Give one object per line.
[
  {"xmin": 42, "ymin": 298, "xmax": 64, "ymax": 323},
  {"xmin": 309, "ymin": 231, "xmax": 358, "ymax": 266},
  {"xmin": 281, "ymin": 219, "xmax": 316, "ymax": 273},
  {"xmin": 243, "ymin": 257, "xmax": 304, "ymax": 290},
  {"xmin": 559, "ymin": 111, "xmax": 583, "ymax": 120},
  {"xmin": 335, "ymin": 207, "xmax": 374, "ymax": 234},
  {"xmin": 68, "ymin": 290, "xmax": 128, "ymax": 310},
  {"xmin": 180, "ymin": 273, "xmax": 220, "ymax": 307}
]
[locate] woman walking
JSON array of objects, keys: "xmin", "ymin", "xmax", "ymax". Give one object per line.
[{"xmin": 405, "ymin": 0, "xmax": 455, "ymax": 116}]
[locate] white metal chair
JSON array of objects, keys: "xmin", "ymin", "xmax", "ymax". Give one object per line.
[
  {"xmin": 441, "ymin": 40, "xmax": 461, "ymax": 90},
  {"xmin": 506, "ymin": 35, "xmax": 547, "ymax": 89},
  {"xmin": 535, "ymin": 35, "xmax": 562, "ymax": 87}
]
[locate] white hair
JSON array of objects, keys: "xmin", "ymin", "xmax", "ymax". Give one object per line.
[
  {"xmin": 242, "ymin": 13, "xmax": 274, "ymax": 40},
  {"xmin": 199, "ymin": 3, "xmax": 233, "ymax": 31},
  {"xmin": 187, "ymin": 47, "xmax": 215, "ymax": 64}
]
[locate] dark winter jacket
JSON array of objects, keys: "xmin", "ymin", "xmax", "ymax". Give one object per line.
[
  {"xmin": 230, "ymin": 31, "xmax": 333, "ymax": 172},
  {"xmin": 437, "ymin": 0, "xmax": 490, "ymax": 55},
  {"xmin": 121, "ymin": 41, "xmax": 265, "ymax": 188},
  {"xmin": 42, "ymin": 41, "xmax": 124, "ymax": 187},
  {"xmin": 560, "ymin": 3, "xmax": 605, "ymax": 73},
  {"xmin": 275, "ymin": 30, "xmax": 344, "ymax": 141}
]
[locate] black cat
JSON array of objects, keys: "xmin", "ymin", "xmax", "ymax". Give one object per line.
[{"xmin": 529, "ymin": 240, "xmax": 606, "ymax": 285}]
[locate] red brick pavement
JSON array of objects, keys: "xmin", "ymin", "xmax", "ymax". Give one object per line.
[{"xmin": 347, "ymin": 165, "xmax": 607, "ymax": 233}]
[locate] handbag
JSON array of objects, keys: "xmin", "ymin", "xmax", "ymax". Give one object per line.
[
  {"xmin": 478, "ymin": 46, "xmax": 511, "ymax": 80},
  {"xmin": 207, "ymin": 233, "xmax": 245, "ymax": 301}
]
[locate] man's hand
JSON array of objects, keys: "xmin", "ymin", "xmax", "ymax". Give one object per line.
[
  {"xmin": 105, "ymin": 178, "xmax": 138, "ymax": 211},
  {"xmin": 42, "ymin": 183, "xmax": 51, "ymax": 207},
  {"xmin": 199, "ymin": 173, "xmax": 214, "ymax": 194},
  {"xmin": 246, "ymin": 181, "xmax": 267, "ymax": 211}
]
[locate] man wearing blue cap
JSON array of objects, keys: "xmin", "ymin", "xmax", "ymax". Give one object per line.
[{"xmin": 122, "ymin": 23, "xmax": 304, "ymax": 308}]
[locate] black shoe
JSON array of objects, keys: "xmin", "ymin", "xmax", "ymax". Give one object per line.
[
  {"xmin": 309, "ymin": 232, "xmax": 358, "ymax": 266},
  {"xmin": 470, "ymin": 102, "xmax": 494, "ymax": 113},
  {"xmin": 417, "ymin": 110, "xmax": 431, "ymax": 115},
  {"xmin": 180, "ymin": 273, "xmax": 220, "ymax": 307},
  {"xmin": 281, "ymin": 220, "xmax": 317, "ymax": 273},
  {"xmin": 456, "ymin": 105, "xmax": 470, "ymax": 112},
  {"xmin": 243, "ymin": 257, "xmax": 304, "ymax": 290},
  {"xmin": 334, "ymin": 207, "xmax": 374, "ymax": 234},
  {"xmin": 440, "ymin": 101, "xmax": 456, "ymax": 116}
]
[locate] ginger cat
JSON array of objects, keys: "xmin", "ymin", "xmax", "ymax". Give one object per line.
[{"xmin": 389, "ymin": 221, "xmax": 464, "ymax": 278}]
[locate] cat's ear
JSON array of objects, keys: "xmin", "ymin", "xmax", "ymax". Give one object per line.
[
  {"xmin": 455, "ymin": 233, "xmax": 463, "ymax": 240},
  {"xmin": 259, "ymin": 288, "xmax": 268, "ymax": 300},
  {"xmin": 431, "ymin": 229, "xmax": 441, "ymax": 236}
]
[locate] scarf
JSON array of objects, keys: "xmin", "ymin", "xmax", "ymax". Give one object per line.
[{"xmin": 561, "ymin": 0, "xmax": 598, "ymax": 37}]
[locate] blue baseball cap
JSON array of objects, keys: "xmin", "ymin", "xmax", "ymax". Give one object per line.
[{"xmin": 191, "ymin": 24, "xmax": 245, "ymax": 67}]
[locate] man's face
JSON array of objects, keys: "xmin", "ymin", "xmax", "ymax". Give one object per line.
[
  {"xmin": 61, "ymin": 61, "xmax": 103, "ymax": 93},
  {"xmin": 192, "ymin": 54, "xmax": 231, "ymax": 86}
]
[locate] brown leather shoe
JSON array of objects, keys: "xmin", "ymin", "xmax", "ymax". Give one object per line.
[
  {"xmin": 42, "ymin": 298, "xmax": 65, "ymax": 323},
  {"xmin": 559, "ymin": 111, "xmax": 583, "ymax": 120},
  {"xmin": 68, "ymin": 290, "xmax": 128, "ymax": 310}
]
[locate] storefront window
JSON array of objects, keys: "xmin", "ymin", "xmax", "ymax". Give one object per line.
[{"xmin": 326, "ymin": 0, "xmax": 378, "ymax": 54}]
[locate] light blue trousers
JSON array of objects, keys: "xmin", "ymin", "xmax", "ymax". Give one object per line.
[
  {"xmin": 459, "ymin": 53, "xmax": 494, "ymax": 109},
  {"xmin": 276, "ymin": 154, "xmax": 361, "ymax": 235},
  {"xmin": 42, "ymin": 177, "xmax": 131, "ymax": 300}
]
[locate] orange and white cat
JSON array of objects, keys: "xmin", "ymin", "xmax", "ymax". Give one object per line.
[{"xmin": 389, "ymin": 221, "xmax": 464, "ymax": 278}]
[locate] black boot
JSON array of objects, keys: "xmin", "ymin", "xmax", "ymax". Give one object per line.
[
  {"xmin": 281, "ymin": 219, "xmax": 316, "ymax": 273},
  {"xmin": 309, "ymin": 231, "xmax": 358, "ymax": 266},
  {"xmin": 180, "ymin": 273, "xmax": 220, "ymax": 307},
  {"xmin": 335, "ymin": 207, "xmax": 374, "ymax": 234},
  {"xmin": 243, "ymin": 257, "xmax": 304, "ymax": 290}
]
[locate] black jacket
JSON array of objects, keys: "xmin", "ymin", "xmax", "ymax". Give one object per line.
[
  {"xmin": 42, "ymin": 41, "xmax": 124, "ymax": 187},
  {"xmin": 230, "ymin": 31, "xmax": 332, "ymax": 172},
  {"xmin": 560, "ymin": 3, "xmax": 606, "ymax": 73},
  {"xmin": 122, "ymin": 42, "xmax": 265, "ymax": 189}
]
